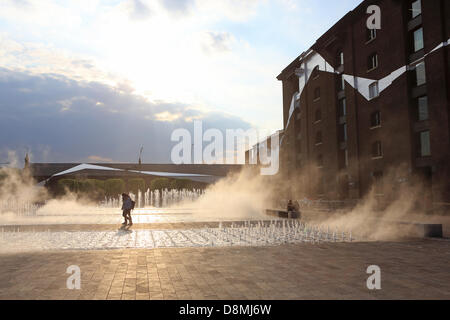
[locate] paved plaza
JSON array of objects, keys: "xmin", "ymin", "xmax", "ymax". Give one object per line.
[
  {"xmin": 0, "ymin": 239, "xmax": 449, "ymax": 300},
  {"xmin": 1, "ymin": 209, "xmax": 449, "ymax": 300}
]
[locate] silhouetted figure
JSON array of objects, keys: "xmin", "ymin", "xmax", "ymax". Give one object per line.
[
  {"xmin": 24, "ymin": 152, "xmax": 30, "ymax": 169},
  {"xmin": 138, "ymin": 146, "xmax": 143, "ymax": 165},
  {"xmin": 287, "ymin": 200, "xmax": 300, "ymax": 218},
  {"xmin": 121, "ymin": 193, "xmax": 133, "ymax": 226},
  {"xmin": 287, "ymin": 200, "xmax": 295, "ymax": 212}
]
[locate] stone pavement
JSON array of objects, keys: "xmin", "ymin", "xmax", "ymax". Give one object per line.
[{"xmin": 0, "ymin": 240, "xmax": 449, "ymax": 300}]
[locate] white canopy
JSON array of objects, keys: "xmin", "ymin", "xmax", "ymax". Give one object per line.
[
  {"xmin": 50, "ymin": 163, "xmax": 213, "ymax": 180},
  {"xmin": 52, "ymin": 163, "xmax": 123, "ymax": 177}
]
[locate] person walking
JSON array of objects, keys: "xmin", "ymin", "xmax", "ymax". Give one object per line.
[{"xmin": 121, "ymin": 193, "xmax": 133, "ymax": 227}]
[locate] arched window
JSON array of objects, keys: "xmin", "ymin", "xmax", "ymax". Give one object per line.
[
  {"xmin": 368, "ymin": 53, "xmax": 378, "ymax": 70},
  {"xmin": 370, "ymin": 111, "xmax": 381, "ymax": 127},
  {"xmin": 371, "ymin": 141, "xmax": 383, "ymax": 158},
  {"xmin": 369, "ymin": 81, "xmax": 379, "ymax": 99},
  {"xmin": 317, "ymin": 154, "xmax": 324, "ymax": 167},
  {"xmin": 312, "ymin": 66, "xmax": 320, "ymax": 79},
  {"xmin": 337, "ymin": 51, "xmax": 344, "ymax": 67},
  {"xmin": 315, "ymin": 131, "xmax": 323, "ymax": 145},
  {"xmin": 315, "ymin": 109, "xmax": 322, "ymax": 122},
  {"xmin": 314, "ymin": 87, "xmax": 321, "ymax": 100}
]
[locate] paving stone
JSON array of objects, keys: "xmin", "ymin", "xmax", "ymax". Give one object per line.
[{"xmin": 0, "ymin": 240, "xmax": 449, "ymax": 299}]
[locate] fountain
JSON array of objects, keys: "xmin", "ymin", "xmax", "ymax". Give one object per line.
[
  {"xmin": 0, "ymin": 186, "xmax": 357, "ymax": 253},
  {"xmin": 0, "ymin": 199, "xmax": 42, "ymax": 216},
  {"xmin": 99, "ymin": 188, "xmax": 204, "ymax": 209}
]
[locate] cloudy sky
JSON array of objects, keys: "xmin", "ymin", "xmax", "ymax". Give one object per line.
[{"xmin": 0, "ymin": 0, "xmax": 361, "ymax": 165}]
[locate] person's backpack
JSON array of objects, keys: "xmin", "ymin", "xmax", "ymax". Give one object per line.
[{"xmin": 130, "ymin": 200, "xmax": 136, "ymax": 210}]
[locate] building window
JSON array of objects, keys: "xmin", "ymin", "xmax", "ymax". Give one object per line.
[
  {"xmin": 419, "ymin": 131, "xmax": 431, "ymax": 157},
  {"xmin": 337, "ymin": 51, "xmax": 344, "ymax": 67},
  {"xmin": 313, "ymin": 87, "xmax": 321, "ymax": 100},
  {"xmin": 413, "ymin": 27, "xmax": 424, "ymax": 52},
  {"xmin": 339, "ymin": 123, "xmax": 348, "ymax": 142},
  {"xmin": 339, "ymin": 149, "xmax": 348, "ymax": 169},
  {"xmin": 337, "ymin": 74, "xmax": 345, "ymax": 91},
  {"xmin": 339, "ymin": 174, "xmax": 349, "ymax": 198},
  {"xmin": 373, "ymin": 171, "xmax": 384, "ymax": 195},
  {"xmin": 344, "ymin": 149, "xmax": 348, "ymax": 167},
  {"xmin": 317, "ymin": 176, "xmax": 325, "ymax": 195},
  {"xmin": 371, "ymin": 141, "xmax": 383, "ymax": 158},
  {"xmin": 410, "ymin": 0, "xmax": 422, "ymax": 19},
  {"xmin": 315, "ymin": 131, "xmax": 323, "ymax": 145},
  {"xmin": 338, "ymin": 98, "xmax": 347, "ymax": 117},
  {"xmin": 417, "ymin": 96, "xmax": 428, "ymax": 121},
  {"xmin": 370, "ymin": 111, "xmax": 381, "ymax": 128},
  {"xmin": 369, "ymin": 81, "xmax": 379, "ymax": 99},
  {"xmin": 312, "ymin": 66, "xmax": 320, "ymax": 79},
  {"xmin": 368, "ymin": 53, "xmax": 378, "ymax": 70},
  {"xmin": 367, "ymin": 28, "xmax": 376, "ymax": 42},
  {"xmin": 315, "ymin": 109, "xmax": 322, "ymax": 122},
  {"xmin": 414, "ymin": 62, "xmax": 426, "ymax": 86},
  {"xmin": 317, "ymin": 154, "xmax": 324, "ymax": 168}
]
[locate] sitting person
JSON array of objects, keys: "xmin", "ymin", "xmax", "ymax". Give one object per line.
[
  {"xmin": 287, "ymin": 199, "xmax": 301, "ymax": 218},
  {"xmin": 287, "ymin": 200, "xmax": 296, "ymax": 212}
]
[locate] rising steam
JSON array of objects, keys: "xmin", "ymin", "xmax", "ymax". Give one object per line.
[{"xmin": 0, "ymin": 158, "xmax": 447, "ymax": 240}]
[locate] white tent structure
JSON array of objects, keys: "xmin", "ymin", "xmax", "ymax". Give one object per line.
[
  {"xmin": 49, "ymin": 163, "xmax": 217, "ymax": 183},
  {"xmin": 52, "ymin": 163, "xmax": 123, "ymax": 177}
]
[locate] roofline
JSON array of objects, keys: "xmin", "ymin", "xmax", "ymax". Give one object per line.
[
  {"xmin": 276, "ymin": 54, "xmax": 303, "ymax": 80},
  {"xmin": 278, "ymin": 0, "xmax": 373, "ymax": 79},
  {"xmin": 29, "ymin": 162, "xmax": 243, "ymax": 166}
]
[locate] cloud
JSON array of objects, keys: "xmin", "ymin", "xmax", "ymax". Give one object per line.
[
  {"xmin": 0, "ymin": 68, "xmax": 252, "ymax": 165},
  {"xmin": 8, "ymin": 0, "xmax": 30, "ymax": 8},
  {"xmin": 159, "ymin": 0, "xmax": 195, "ymax": 15},
  {"xmin": 0, "ymin": 0, "xmax": 304, "ymax": 136},
  {"xmin": 0, "ymin": 34, "xmax": 116, "ymax": 86},
  {"xmin": 87, "ymin": 155, "xmax": 114, "ymax": 162},
  {"xmin": 154, "ymin": 111, "xmax": 183, "ymax": 122},
  {"xmin": 201, "ymin": 31, "xmax": 234, "ymax": 55},
  {"xmin": 0, "ymin": 0, "xmax": 83, "ymax": 28},
  {"xmin": 196, "ymin": 0, "xmax": 263, "ymax": 21},
  {"xmin": 71, "ymin": 59, "xmax": 95, "ymax": 69},
  {"xmin": 128, "ymin": 0, "xmax": 152, "ymax": 20}
]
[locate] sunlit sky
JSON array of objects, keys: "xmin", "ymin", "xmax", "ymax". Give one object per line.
[{"xmin": 0, "ymin": 0, "xmax": 362, "ymax": 164}]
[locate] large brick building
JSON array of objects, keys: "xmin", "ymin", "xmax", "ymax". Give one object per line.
[{"xmin": 276, "ymin": 0, "xmax": 450, "ymax": 210}]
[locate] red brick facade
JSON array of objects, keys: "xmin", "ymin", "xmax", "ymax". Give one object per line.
[{"xmin": 277, "ymin": 0, "xmax": 450, "ymax": 209}]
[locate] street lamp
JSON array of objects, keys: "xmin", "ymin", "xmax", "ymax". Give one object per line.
[{"xmin": 138, "ymin": 146, "xmax": 143, "ymax": 165}]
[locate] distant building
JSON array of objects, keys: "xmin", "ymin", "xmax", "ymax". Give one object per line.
[
  {"xmin": 245, "ymin": 130, "xmax": 284, "ymax": 165},
  {"xmin": 276, "ymin": 0, "xmax": 450, "ymax": 210}
]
